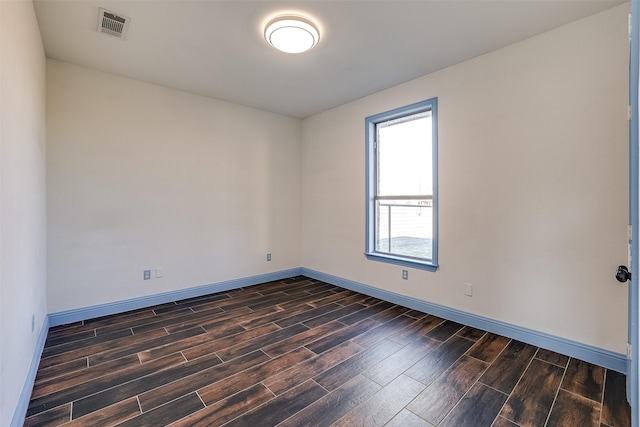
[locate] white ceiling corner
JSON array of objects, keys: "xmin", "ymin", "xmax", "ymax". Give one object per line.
[{"xmin": 33, "ymin": 0, "xmax": 625, "ymax": 118}]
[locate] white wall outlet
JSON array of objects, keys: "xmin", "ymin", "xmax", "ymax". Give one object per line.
[
  {"xmin": 267, "ymin": 253, "xmax": 272, "ymax": 262},
  {"xmin": 402, "ymin": 270, "xmax": 408, "ymax": 280},
  {"xmin": 464, "ymin": 283, "xmax": 473, "ymax": 296},
  {"xmin": 143, "ymin": 270, "xmax": 151, "ymax": 280},
  {"xmin": 155, "ymin": 268, "xmax": 163, "ymax": 278}
]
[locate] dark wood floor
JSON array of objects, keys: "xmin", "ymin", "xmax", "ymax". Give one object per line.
[{"xmin": 25, "ymin": 276, "xmax": 631, "ymax": 427}]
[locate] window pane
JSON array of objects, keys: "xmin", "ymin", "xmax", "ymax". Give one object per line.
[
  {"xmin": 365, "ymin": 97, "xmax": 437, "ymax": 271},
  {"xmin": 377, "ymin": 113, "xmax": 432, "ymax": 197},
  {"xmin": 375, "ymin": 200, "xmax": 433, "ymax": 260}
]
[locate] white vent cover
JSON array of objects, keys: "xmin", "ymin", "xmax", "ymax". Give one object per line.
[{"xmin": 97, "ymin": 8, "xmax": 130, "ymax": 39}]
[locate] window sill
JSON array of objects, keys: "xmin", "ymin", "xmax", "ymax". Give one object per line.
[{"xmin": 364, "ymin": 252, "xmax": 438, "ymax": 272}]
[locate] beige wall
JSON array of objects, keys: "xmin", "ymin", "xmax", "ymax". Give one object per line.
[
  {"xmin": 0, "ymin": 0, "xmax": 47, "ymax": 425},
  {"xmin": 46, "ymin": 60, "xmax": 302, "ymax": 313},
  {"xmin": 302, "ymin": 4, "xmax": 630, "ymax": 354}
]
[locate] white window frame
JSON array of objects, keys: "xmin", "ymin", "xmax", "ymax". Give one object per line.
[{"xmin": 365, "ymin": 98, "xmax": 439, "ymax": 271}]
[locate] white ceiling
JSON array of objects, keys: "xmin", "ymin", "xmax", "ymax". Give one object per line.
[{"xmin": 34, "ymin": 0, "xmax": 624, "ymax": 118}]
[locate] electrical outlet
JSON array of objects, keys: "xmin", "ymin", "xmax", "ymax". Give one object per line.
[
  {"xmin": 143, "ymin": 270, "xmax": 151, "ymax": 280},
  {"xmin": 402, "ymin": 270, "xmax": 408, "ymax": 280},
  {"xmin": 267, "ymin": 253, "xmax": 272, "ymax": 262},
  {"xmin": 464, "ymin": 283, "xmax": 473, "ymax": 296}
]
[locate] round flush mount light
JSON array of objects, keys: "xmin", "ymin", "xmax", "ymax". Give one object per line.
[{"xmin": 264, "ymin": 15, "xmax": 320, "ymax": 54}]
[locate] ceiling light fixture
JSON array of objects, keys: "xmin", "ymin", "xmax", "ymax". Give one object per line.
[{"xmin": 264, "ymin": 15, "xmax": 320, "ymax": 54}]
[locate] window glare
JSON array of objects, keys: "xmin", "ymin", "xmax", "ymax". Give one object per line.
[{"xmin": 378, "ymin": 116, "xmax": 432, "ymax": 196}]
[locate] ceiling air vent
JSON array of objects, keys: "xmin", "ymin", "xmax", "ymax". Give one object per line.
[{"xmin": 97, "ymin": 8, "xmax": 130, "ymax": 39}]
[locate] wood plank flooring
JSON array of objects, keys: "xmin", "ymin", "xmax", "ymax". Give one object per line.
[{"xmin": 25, "ymin": 276, "xmax": 632, "ymax": 426}]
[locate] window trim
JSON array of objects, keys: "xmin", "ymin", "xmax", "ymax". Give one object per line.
[{"xmin": 364, "ymin": 98, "xmax": 439, "ymax": 272}]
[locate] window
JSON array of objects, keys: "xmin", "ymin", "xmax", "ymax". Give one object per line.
[{"xmin": 365, "ymin": 98, "xmax": 438, "ymax": 271}]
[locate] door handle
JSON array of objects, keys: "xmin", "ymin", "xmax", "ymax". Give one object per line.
[{"xmin": 616, "ymin": 265, "xmax": 631, "ymax": 282}]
